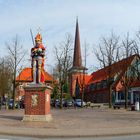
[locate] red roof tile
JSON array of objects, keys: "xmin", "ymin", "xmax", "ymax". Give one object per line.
[
  {"xmin": 16, "ymin": 67, "xmax": 54, "ymax": 82},
  {"xmin": 77, "ymin": 74, "xmax": 92, "ymax": 86},
  {"xmin": 88, "ymin": 54, "xmax": 138, "ymax": 84}
]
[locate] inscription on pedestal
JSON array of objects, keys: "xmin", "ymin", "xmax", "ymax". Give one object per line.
[{"xmin": 31, "ymin": 94, "xmax": 38, "ymax": 107}]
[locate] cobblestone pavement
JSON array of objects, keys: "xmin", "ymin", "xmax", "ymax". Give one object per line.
[{"xmin": 0, "ymin": 107, "xmax": 140, "ymax": 137}]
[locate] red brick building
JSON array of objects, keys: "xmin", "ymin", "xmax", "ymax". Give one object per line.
[
  {"xmin": 84, "ymin": 54, "xmax": 140, "ymax": 104},
  {"xmin": 69, "ymin": 20, "xmax": 140, "ymax": 104},
  {"xmin": 16, "ymin": 67, "xmax": 54, "ymax": 100}
]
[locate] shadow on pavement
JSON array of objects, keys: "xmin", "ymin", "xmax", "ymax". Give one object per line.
[{"xmin": 0, "ymin": 115, "xmax": 22, "ymax": 121}]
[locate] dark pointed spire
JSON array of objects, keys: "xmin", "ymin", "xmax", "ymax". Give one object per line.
[{"xmin": 73, "ymin": 18, "xmax": 82, "ymax": 68}]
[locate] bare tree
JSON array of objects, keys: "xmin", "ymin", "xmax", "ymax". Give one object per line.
[
  {"xmin": 77, "ymin": 41, "xmax": 89, "ymax": 107},
  {"xmin": 121, "ymin": 32, "xmax": 138, "ymax": 109},
  {"xmin": 95, "ymin": 33, "xmax": 120, "ymax": 68},
  {"xmin": 121, "ymin": 32, "xmax": 136, "ymax": 58},
  {"xmin": 54, "ymin": 33, "xmax": 73, "ymax": 108},
  {"xmin": 94, "ymin": 32, "xmax": 120, "ymax": 108},
  {"xmin": 134, "ymin": 30, "xmax": 140, "ymax": 79},
  {"xmin": 0, "ymin": 58, "xmax": 13, "ymax": 109},
  {"xmin": 134, "ymin": 30, "xmax": 140, "ymax": 54},
  {"xmin": 6, "ymin": 35, "xmax": 26, "ymax": 109}
]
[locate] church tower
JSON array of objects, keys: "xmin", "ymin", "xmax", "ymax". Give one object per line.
[
  {"xmin": 73, "ymin": 18, "xmax": 82, "ymax": 68},
  {"xmin": 69, "ymin": 18, "xmax": 86, "ymax": 97}
]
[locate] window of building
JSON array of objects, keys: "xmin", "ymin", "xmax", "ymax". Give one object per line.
[
  {"xmin": 102, "ymin": 80, "xmax": 107, "ymax": 88},
  {"xmin": 118, "ymin": 91, "xmax": 131, "ymax": 101},
  {"xmin": 89, "ymin": 83, "xmax": 96, "ymax": 91},
  {"xmin": 118, "ymin": 91, "xmax": 124, "ymax": 100},
  {"xmin": 96, "ymin": 82, "xmax": 101, "ymax": 90}
]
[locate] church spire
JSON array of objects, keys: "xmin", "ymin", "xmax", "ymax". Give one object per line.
[{"xmin": 73, "ymin": 18, "xmax": 82, "ymax": 68}]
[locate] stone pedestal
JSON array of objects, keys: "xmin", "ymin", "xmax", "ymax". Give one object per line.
[{"xmin": 22, "ymin": 84, "xmax": 52, "ymax": 122}]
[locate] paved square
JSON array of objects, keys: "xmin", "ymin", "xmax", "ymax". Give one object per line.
[{"xmin": 0, "ymin": 108, "xmax": 140, "ymax": 137}]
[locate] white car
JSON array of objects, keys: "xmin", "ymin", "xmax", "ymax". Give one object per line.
[{"xmin": 75, "ymin": 99, "xmax": 86, "ymax": 107}]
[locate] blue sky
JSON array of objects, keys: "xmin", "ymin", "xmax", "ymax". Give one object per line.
[{"xmin": 1, "ymin": 0, "xmax": 140, "ymax": 73}]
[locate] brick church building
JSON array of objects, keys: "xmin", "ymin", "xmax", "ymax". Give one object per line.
[
  {"xmin": 68, "ymin": 19, "xmax": 89, "ymax": 98},
  {"xmin": 69, "ymin": 19, "xmax": 140, "ymax": 105}
]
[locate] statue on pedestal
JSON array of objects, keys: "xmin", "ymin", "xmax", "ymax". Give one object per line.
[
  {"xmin": 23, "ymin": 32, "xmax": 52, "ymax": 122},
  {"xmin": 31, "ymin": 33, "xmax": 45, "ymax": 84}
]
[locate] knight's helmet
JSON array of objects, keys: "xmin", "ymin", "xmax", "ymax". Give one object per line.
[{"xmin": 35, "ymin": 32, "xmax": 42, "ymax": 44}]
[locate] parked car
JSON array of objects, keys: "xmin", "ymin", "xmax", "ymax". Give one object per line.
[
  {"xmin": 75, "ymin": 99, "xmax": 86, "ymax": 107},
  {"xmin": 65, "ymin": 99, "xmax": 74, "ymax": 107},
  {"xmin": 8, "ymin": 99, "xmax": 18, "ymax": 109},
  {"xmin": 55, "ymin": 99, "xmax": 60, "ymax": 107},
  {"xmin": 8, "ymin": 99, "xmax": 14, "ymax": 109},
  {"xmin": 55, "ymin": 99, "xmax": 66, "ymax": 108},
  {"xmin": 113, "ymin": 100, "xmax": 131, "ymax": 109}
]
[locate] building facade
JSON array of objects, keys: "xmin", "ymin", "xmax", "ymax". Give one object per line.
[{"xmin": 69, "ymin": 20, "xmax": 140, "ymax": 105}]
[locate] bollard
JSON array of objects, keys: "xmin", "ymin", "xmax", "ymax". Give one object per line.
[{"xmin": 135, "ymin": 101, "xmax": 139, "ymax": 111}]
